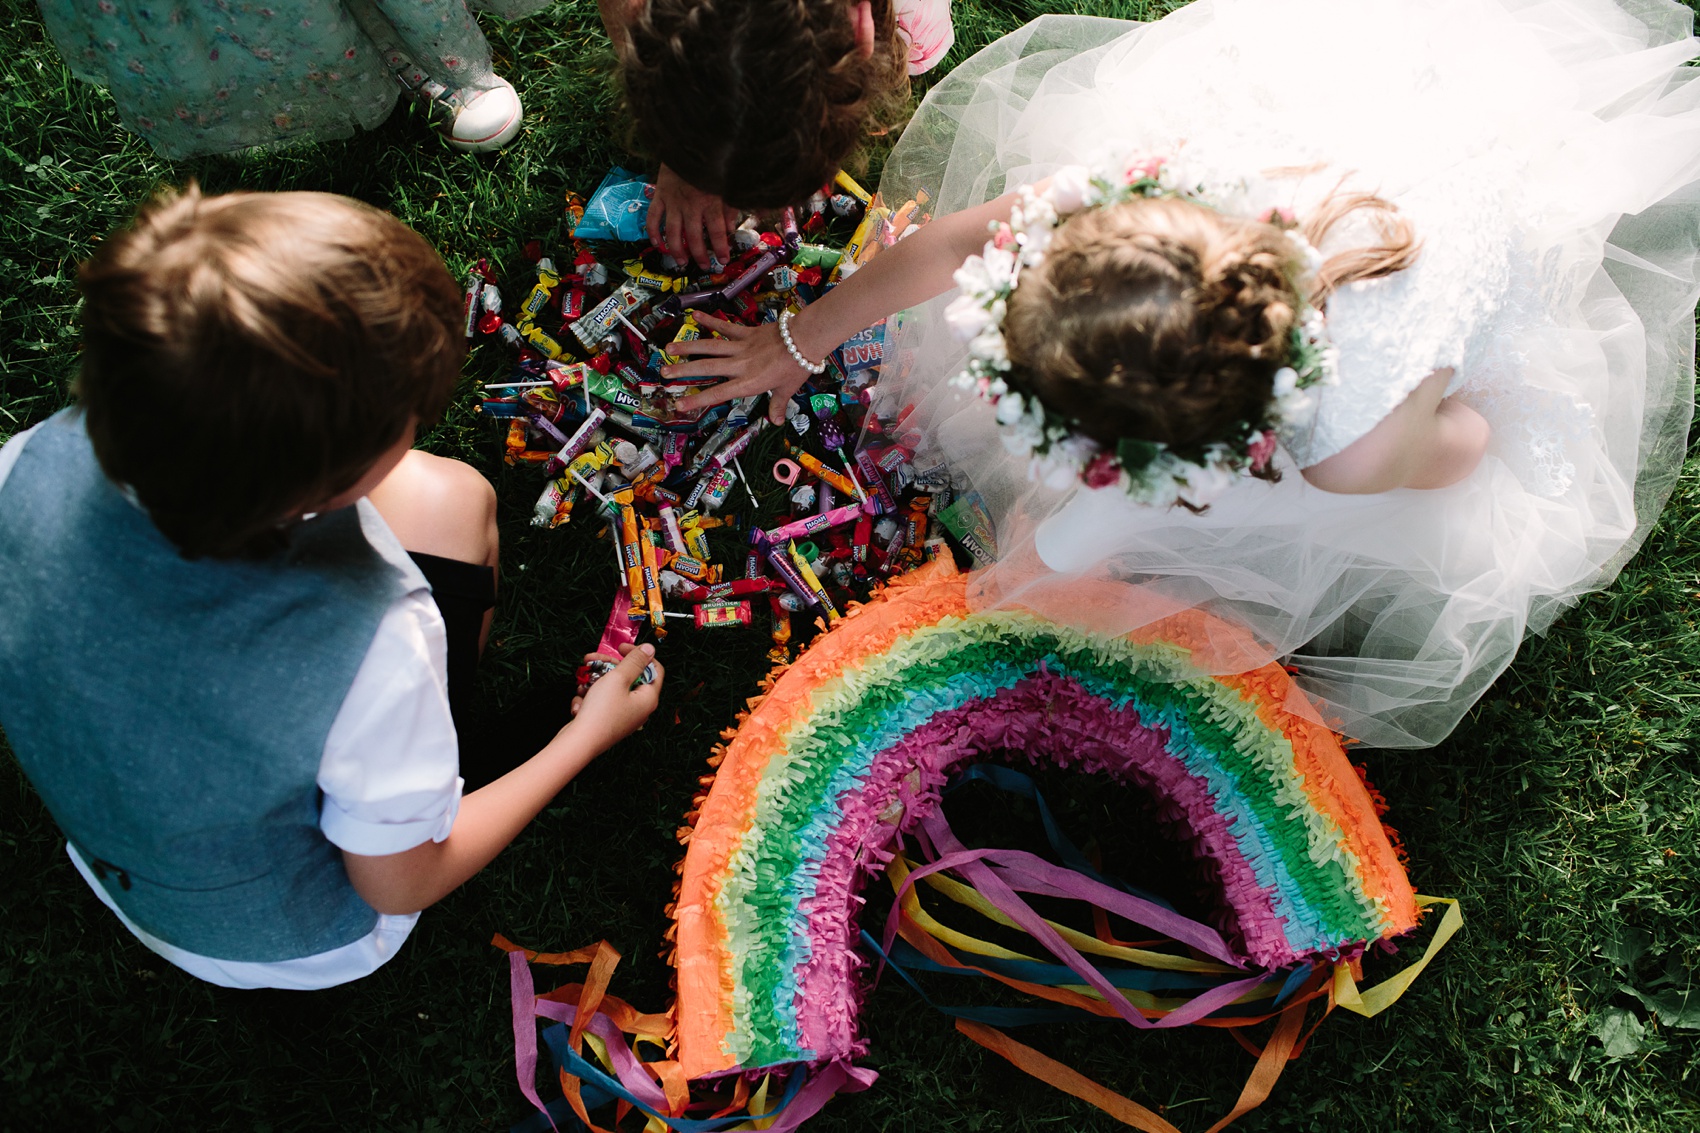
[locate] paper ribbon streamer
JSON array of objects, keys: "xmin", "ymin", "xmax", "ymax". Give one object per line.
[
  {"xmin": 862, "ymin": 769, "xmax": 1463, "ymax": 1129},
  {"xmin": 498, "ymin": 935, "xmax": 875, "ymax": 1133}
]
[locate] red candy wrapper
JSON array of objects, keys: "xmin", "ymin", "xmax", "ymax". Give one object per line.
[{"xmin": 695, "ymin": 600, "xmax": 752, "ymax": 629}]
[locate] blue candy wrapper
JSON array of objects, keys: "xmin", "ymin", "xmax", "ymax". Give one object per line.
[
  {"xmin": 573, "ymin": 167, "xmax": 655, "ymax": 242},
  {"xmin": 834, "ymin": 321, "xmax": 884, "ymax": 373}
]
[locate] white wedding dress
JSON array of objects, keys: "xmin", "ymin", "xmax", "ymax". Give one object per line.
[{"xmin": 873, "ymin": 0, "xmax": 1700, "ymax": 747}]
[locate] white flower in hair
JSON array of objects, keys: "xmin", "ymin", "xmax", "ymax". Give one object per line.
[
  {"xmin": 1048, "ymin": 434, "xmax": 1100, "ymax": 484},
  {"xmin": 1038, "ymin": 456, "xmax": 1078, "ymax": 493},
  {"xmin": 945, "ymin": 149, "xmax": 1341, "ymax": 509},
  {"xmin": 1157, "ymin": 158, "xmax": 1192, "ymax": 192},
  {"xmin": 994, "ymin": 390, "xmax": 1026, "ymax": 426},
  {"xmin": 968, "ymin": 329, "xmax": 1008, "ymax": 370},
  {"xmin": 1182, "ymin": 454, "xmax": 1239, "ymax": 505},
  {"xmin": 1020, "ymin": 222, "xmax": 1054, "ymax": 261},
  {"xmin": 980, "ymin": 244, "xmax": 1018, "ymax": 288},
  {"xmin": 944, "ymin": 293, "xmax": 995, "ymax": 341},
  {"xmin": 1011, "ymin": 400, "xmax": 1048, "ymax": 454},
  {"xmin": 1296, "ymin": 237, "xmax": 1325, "ymax": 275},
  {"xmin": 1047, "ymin": 165, "xmax": 1093, "ymax": 214},
  {"xmin": 952, "ymin": 248, "xmax": 1011, "ymax": 303}
]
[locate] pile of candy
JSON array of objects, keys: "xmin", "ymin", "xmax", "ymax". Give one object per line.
[{"xmin": 473, "ymin": 167, "xmax": 998, "ymax": 663}]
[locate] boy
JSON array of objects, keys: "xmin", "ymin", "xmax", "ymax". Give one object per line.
[{"xmin": 0, "ymin": 187, "xmax": 661, "ymax": 989}]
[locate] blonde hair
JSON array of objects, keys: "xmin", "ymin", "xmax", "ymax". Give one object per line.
[
  {"xmin": 1002, "ymin": 191, "xmax": 1418, "ymax": 462},
  {"xmin": 77, "ymin": 185, "xmax": 465, "ymax": 558}
]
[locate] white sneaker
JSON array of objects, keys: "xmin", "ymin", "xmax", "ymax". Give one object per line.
[{"xmin": 446, "ymin": 78, "xmax": 523, "ymax": 152}]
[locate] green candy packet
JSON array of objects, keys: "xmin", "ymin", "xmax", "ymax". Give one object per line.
[{"xmin": 938, "ymin": 491, "xmax": 997, "ymax": 567}]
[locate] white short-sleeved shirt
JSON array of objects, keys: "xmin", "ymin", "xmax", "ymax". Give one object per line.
[{"xmin": 0, "ymin": 425, "xmax": 464, "ymax": 990}]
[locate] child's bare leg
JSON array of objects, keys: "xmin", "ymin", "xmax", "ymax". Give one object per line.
[{"xmin": 368, "ymin": 450, "xmax": 500, "ymax": 649}]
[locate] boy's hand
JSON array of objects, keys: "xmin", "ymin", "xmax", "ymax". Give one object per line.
[
  {"xmin": 649, "ymin": 165, "xmax": 741, "ymax": 270},
  {"xmin": 568, "ymin": 643, "xmax": 663, "ymax": 750},
  {"xmin": 665, "ymin": 313, "xmax": 817, "ymax": 425}
]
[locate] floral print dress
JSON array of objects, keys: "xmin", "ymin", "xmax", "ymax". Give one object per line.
[
  {"xmin": 894, "ymin": 0, "xmax": 951, "ymax": 75},
  {"xmin": 38, "ymin": 0, "xmax": 546, "ymax": 158}
]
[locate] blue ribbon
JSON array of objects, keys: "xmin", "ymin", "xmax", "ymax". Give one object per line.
[
  {"xmin": 885, "ymin": 934, "xmax": 1225, "ymax": 992},
  {"xmin": 510, "ymin": 1023, "xmax": 808, "ymax": 1133},
  {"xmin": 1272, "ymin": 958, "xmax": 1315, "ymax": 1007},
  {"xmin": 860, "ymin": 930, "xmax": 1084, "ymax": 1027},
  {"xmin": 867, "ymin": 930, "xmax": 1309, "ymax": 1024}
]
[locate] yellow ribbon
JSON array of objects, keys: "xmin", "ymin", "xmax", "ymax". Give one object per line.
[
  {"xmin": 735, "ymin": 1074, "xmax": 774, "ymax": 1132},
  {"xmin": 1333, "ymin": 895, "xmax": 1463, "ymax": 1017},
  {"xmin": 891, "ymin": 854, "xmax": 1239, "ymax": 974},
  {"xmin": 893, "ymin": 858, "xmax": 1461, "ymax": 1019}
]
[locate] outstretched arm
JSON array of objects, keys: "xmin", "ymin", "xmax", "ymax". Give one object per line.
[
  {"xmin": 1301, "ymin": 368, "xmax": 1490, "ymax": 493},
  {"xmin": 342, "ymin": 644, "xmax": 662, "ymax": 915},
  {"xmin": 668, "ymin": 187, "xmax": 1030, "ymax": 423}
]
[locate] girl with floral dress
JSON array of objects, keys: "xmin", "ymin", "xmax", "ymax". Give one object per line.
[{"xmin": 38, "ymin": 0, "xmax": 542, "ymax": 155}]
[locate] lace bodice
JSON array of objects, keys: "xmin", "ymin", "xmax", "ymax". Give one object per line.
[{"xmin": 1273, "ymin": 155, "xmax": 1564, "ymax": 470}]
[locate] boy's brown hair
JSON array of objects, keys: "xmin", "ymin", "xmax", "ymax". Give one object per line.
[
  {"xmin": 77, "ymin": 186, "xmax": 466, "ymax": 559},
  {"xmin": 620, "ymin": 0, "xmax": 909, "ymax": 209}
]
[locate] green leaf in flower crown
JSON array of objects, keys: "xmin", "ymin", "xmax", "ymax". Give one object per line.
[
  {"xmin": 1116, "ymin": 437, "xmax": 1163, "ymax": 472},
  {"xmin": 1287, "ymin": 326, "xmax": 1323, "ymax": 387}
]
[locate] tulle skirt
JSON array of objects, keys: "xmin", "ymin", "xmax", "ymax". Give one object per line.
[{"xmin": 873, "ymin": 0, "xmax": 1700, "ymax": 747}]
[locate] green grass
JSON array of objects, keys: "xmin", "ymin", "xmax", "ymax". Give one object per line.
[{"xmin": 2, "ymin": 0, "xmax": 1698, "ymax": 1129}]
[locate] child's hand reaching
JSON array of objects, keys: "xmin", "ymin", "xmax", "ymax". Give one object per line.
[
  {"xmin": 345, "ymin": 641, "xmax": 663, "ymax": 917},
  {"xmin": 569, "ymin": 643, "xmax": 664, "ymax": 750},
  {"xmin": 649, "ymin": 165, "xmax": 742, "ymax": 270},
  {"xmin": 667, "ymin": 186, "xmax": 1029, "ymax": 425},
  {"xmin": 665, "ymin": 313, "xmax": 816, "ymax": 425}
]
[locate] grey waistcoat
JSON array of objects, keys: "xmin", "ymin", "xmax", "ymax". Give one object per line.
[{"xmin": 0, "ymin": 410, "xmax": 409, "ymax": 962}]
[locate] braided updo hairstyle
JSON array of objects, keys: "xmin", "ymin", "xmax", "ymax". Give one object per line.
[
  {"xmin": 620, "ymin": 0, "xmax": 909, "ymax": 209},
  {"xmin": 1001, "ymin": 192, "xmax": 1418, "ymax": 472}
]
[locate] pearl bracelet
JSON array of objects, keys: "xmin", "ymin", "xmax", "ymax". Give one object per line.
[{"xmin": 779, "ymin": 309, "xmax": 828, "ymax": 375}]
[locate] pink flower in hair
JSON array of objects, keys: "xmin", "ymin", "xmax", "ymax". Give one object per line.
[
  {"xmin": 1258, "ymin": 206, "xmax": 1298, "ymax": 227},
  {"xmin": 1083, "ymin": 452, "xmax": 1124, "ymax": 489},
  {"xmin": 991, "ymin": 222, "xmax": 1014, "ymax": 250},
  {"xmin": 1247, "ymin": 430, "xmax": 1278, "ymax": 472},
  {"xmin": 1126, "ymin": 156, "xmax": 1165, "ymax": 183},
  {"xmin": 894, "ymin": 0, "xmax": 954, "ymax": 76}
]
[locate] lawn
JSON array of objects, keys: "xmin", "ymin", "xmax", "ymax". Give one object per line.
[{"xmin": 1, "ymin": 1, "xmax": 1697, "ymax": 1130}]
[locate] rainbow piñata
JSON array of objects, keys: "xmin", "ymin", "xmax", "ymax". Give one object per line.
[{"xmin": 672, "ymin": 557, "xmax": 1421, "ymax": 1079}]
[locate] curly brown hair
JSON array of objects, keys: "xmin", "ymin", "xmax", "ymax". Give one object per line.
[
  {"xmin": 619, "ymin": 0, "xmax": 909, "ymax": 209},
  {"xmin": 77, "ymin": 185, "xmax": 465, "ymax": 559},
  {"xmin": 1001, "ymin": 191, "xmax": 1418, "ymax": 464}
]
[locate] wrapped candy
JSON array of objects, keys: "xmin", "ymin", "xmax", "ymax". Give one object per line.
[
  {"xmin": 483, "ymin": 165, "xmax": 977, "ymax": 653},
  {"xmin": 694, "ymin": 600, "xmax": 753, "ymax": 629},
  {"xmin": 572, "ymin": 168, "xmax": 654, "ymax": 242}
]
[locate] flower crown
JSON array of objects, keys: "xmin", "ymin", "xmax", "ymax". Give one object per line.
[{"xmin": 944, "ymin": 153, "xmax": 1339, "ymax": 508}]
